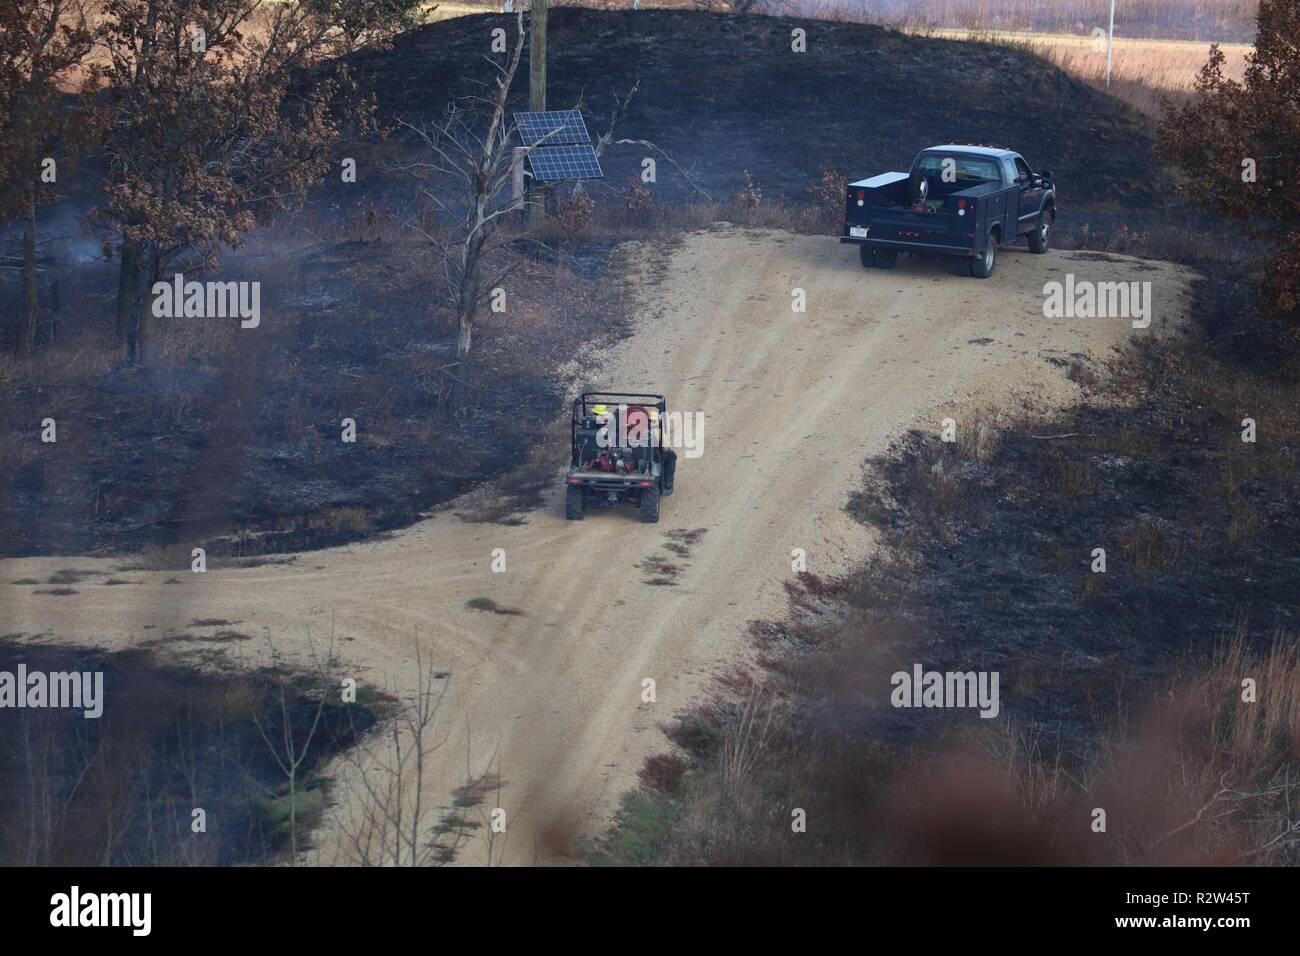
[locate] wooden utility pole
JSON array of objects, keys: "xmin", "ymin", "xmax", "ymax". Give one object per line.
[
  {"xmin": 528, "ymin": 0, "xmax": 547, "ymax": 228},
  {"xmin": 1105, "ymin": 0, "xmax": 1116, "ymax": 87},
  {"xmin": 529, "ymin": 0, "xmax": 547, "ymax": 113}
]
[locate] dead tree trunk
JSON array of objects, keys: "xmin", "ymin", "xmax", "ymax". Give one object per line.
[
  {"xmin": 47, "ymin": 275, "xmax": 60, "ymax": 344},
  {"xmin": 457, "ymin": 312, "xmax": 473, "ymax": 357},
  {"xmin": 528, "ymin": 0, "xmax": 547, "ymax": 230}
]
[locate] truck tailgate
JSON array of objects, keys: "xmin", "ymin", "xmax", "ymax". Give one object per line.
[{"xmin": 866, "ymin": 208, "xmax": 960, "ymax": 245}]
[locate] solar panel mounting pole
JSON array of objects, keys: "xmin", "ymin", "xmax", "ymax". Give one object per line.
[{"xmin": 528, "ymin": 0, "xmax": 548, "ymax": 228}]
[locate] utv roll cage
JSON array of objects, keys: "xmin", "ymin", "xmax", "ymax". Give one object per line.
[{"xmin": 569, "ymin": 391, "xmax": 668, "ymax": 466}]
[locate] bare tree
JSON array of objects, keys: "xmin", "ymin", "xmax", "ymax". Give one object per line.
[
  {"xmin": 397, "ymin": 9, "xmax": 531, "ymax": 360},
  {"xmin": 330, "ymin": 644, "xmax": 478, "ymax": 866},
  {"xmin": 585, "ymin": 80, "xmax": 714, "ymax": 203},
  {"xmin": 252, "ymin": 632, "xmax": 332, "ymax": 865}
]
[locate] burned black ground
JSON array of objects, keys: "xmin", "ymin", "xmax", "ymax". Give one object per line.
[
  {"xmin": 841, "ymin": 277, "xmax": 1300, "ymax": 755},
  {"xmin": 0, "ymin": 232, "xmax": 630, "ymax": 557},
  {"xmin": 1, "ymin": 10, "xmax": 1186, "ymax": 558},
  {"xmin": 0, "ymin": 637, "xmax": 380, "ymax": 865},
  {"xmin": 346, "ymin": 9, "xmax": 1169, "ymax": 224}
]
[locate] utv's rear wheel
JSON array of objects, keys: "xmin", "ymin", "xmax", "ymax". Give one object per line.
[
  {"xmin": 565, "ymin": 485, "xmax": 584, "ymax": 520},
  {"xmin": 859, "ymin": 244, "xmax": 874, "ymax": 268},
  {"xmin": 639, "ymin": 486, "xmax": 660, "ymax": 523},
  {"xmin": 874, "ymin": 249, "xmax": 898, "ymax": 269},
  {"xmin": 1028, "ymin": 210, "xmax": 1052, "ymax": 254},
  {"xmin": 970, "ymin": 239, "xmax": 996, "ymax": 278}
]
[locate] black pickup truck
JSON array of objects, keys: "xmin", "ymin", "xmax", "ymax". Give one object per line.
[{"xmin": 840, "ymin": 145, "xmax": 1056, "ymax": 278}]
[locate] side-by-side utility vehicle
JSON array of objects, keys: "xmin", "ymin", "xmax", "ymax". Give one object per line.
[{"xmin": 564, "ymin": 391, "xmax": 677, "ymax": 523}]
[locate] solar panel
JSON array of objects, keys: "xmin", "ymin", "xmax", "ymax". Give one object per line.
[
  {"xmin": 515, "ymin": 110, "xmax": 590, "ymax": 147},
  {"xmin": 526, "ymin": 144, "xmax": 603, "ymax": 182}
]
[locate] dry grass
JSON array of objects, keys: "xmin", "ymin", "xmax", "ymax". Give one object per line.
[
  {"xmin": 798, "ymin": 0, "xmax": 1258, "ymax": 40},
  {"xmin": 0, "ymin": 331, "xmax": 120, "ymax": 392},
  {"xmin": 1207, "ymin": 623, "xmax": 1300, "ymax": 765},
  {"xmin": 560, "ymin": 158, "xmax": 901, "ymax": 240},
  {"xmin": 454, "ymin": 415, "xmax": 568, "ymax": 525},
  {"xmin": 1003, "ymin": 32, "xmax": 1250, "ymax": 117},
  {"xmin": 956, "ymin": 411, "xmax": 1003, "ymax": 464},
  {"xmin": 1118, "ymin": 514, "xmax": 1183, "ymax": 573},
  {"xmin": 719, "ymin": 684, "xmax": 780, "ymax": 789},
  {"xmin": 845, "ymin": 23, "xmax": 1252, "ymax": 117},
  {"xmin": 308, "ymin": 506, "xmax": 374, "ymax": 535},
  {"xmin": 625, "ymin": 625, "xmax": 1300, "ymax": 865}
]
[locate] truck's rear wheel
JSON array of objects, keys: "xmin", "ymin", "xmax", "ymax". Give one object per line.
[
  {"xmin": 859, "ymin": 244, "xmax": 874, "ymax": 268},
  {"xmin": 874, "ymin": 249, "xmax": 898, "ymax": 269},
  {"xmin": 1028, "ymin": 209, "xmax": 1052, "ymax": 254},
  {"xmin": 565, "ymin": 485, "xmax": 585, "ymax": 520},
  {"xmin": 639, "ymin": 486, "xmax": 660, "ymax": 523},
  {"xmin": 970, "ymin": 238, "xmax": 996, "ymax": 278}
]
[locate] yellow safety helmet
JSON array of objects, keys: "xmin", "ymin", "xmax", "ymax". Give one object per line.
[{"xmin": 591, "ymin": 404, "xmax": 609, "ymax": 416}]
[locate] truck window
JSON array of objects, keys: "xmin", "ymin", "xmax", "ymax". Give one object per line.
[
  {"xmin": 914, "ymin": 154, "xmax": 1000, "ymax": 185},
  {"xmin": 1014, "ymin": 157, "xmax": 1032, "ymax": 183}
]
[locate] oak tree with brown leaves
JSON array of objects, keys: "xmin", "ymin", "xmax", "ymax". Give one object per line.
[
  {"xmin": 1158, "ymin": 0, "xmax": 1300, "ymax": 327},
  {"xmin": 92, "ymin": 0, "xmax": 389, "ymax": 362},
  {"xmin": 0, "ymin": 0, "xmax": 100, "ymax": 356}
]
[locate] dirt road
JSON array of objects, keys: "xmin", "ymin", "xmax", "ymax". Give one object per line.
[{"xmin": 1, "ymin": 229, "xmax": 1194, "ymax": 863}]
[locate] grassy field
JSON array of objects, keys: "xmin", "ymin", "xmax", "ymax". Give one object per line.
[
  {"xmin": 791, "ymin": 0, "xmax": 1258, "ymax": 41},
  {"xmin": 919, "ymin": 28, "xmax": 1252, "ymax": 116},
  {"xmin": 424, "ymin": 1, "xmax": 494, "ymax": 19},
  {"xmin": 433, "ymin": 3, "xmax": 1253, "ymax": 119},
  {"xmin": 794, "ymin": 3, "xmax": 1255, "ymax": 118}
]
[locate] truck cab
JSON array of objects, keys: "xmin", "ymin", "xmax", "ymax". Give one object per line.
[{"xmin": 840, "ymin": 145, "xmax": 1056, "ymax": 278}]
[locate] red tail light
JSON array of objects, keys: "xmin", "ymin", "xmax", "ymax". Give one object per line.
[
  {"xmin": 638, "ymin": 481, "xmax": 653, "ymax": 487},
  {"xmin": 856, "ymin": 190, "xmax": 865, "ymax": 199},
  {"xmin": 958, "ymin": 199, "xmax": 967, "ymax": 208}
]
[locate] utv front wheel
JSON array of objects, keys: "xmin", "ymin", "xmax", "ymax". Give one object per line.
[
  {"xmin": 639, "ymin": 486, "xmax": 661, "ymax": 523},
  {"xmin": 565, "ymin": 485, "xmax": 585, "ymax": 520},
  {"xmin": 859, "ymin": 244, "xmax": 874, "ymax": 268},
  {"xmin": 874, "ymin": 249, "xmax": 898, "ymax": 269},
  {"xmin": 1028, "ymin": 210, "xmax": 1052, "ymax": 254}
]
